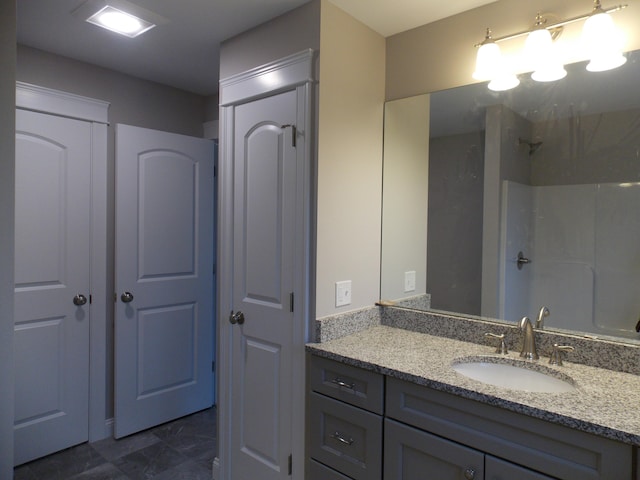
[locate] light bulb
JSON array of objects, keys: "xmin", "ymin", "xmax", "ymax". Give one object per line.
[
  {"xmin": 98, "ymin": 11, "xmax": 142, "ymax": 34},
  {"xmin": 525, "ymin": 27, "xmax": 566, "ymax": 82},
  {"xmin": 473, "ymin": 41, "xmax": 502, "ymax": 81},
  {"xmin": 583, "ymin": 11, "xmax": 627, "ymax": 72},
  {"xmin": 488, "ymin": 73, "xmax": 520, "ymax": 92}
]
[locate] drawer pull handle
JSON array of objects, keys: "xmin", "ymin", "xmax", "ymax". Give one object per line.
[
  {"xmin": 331, "ymin": 432, "xmax": 354, "ymax": 446},
  {"xmin": 331, "ymin": 378, "xmax": 355, "ymax": 390}
]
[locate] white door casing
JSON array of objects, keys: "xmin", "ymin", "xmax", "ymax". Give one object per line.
[
  {"xmin": 15, "ymin": 83, "xmax": 109, "ymax": 447},
  {"xmin": 216, "ymin": 50, "xmax": 315, "ymax": 480},
  {"xmin": 114, "ymin": 124, "xmax": 214, "ymax": 438},
  {"xmin": 14, "ymin": 110, "xmax": 91, "ymax": 465}
]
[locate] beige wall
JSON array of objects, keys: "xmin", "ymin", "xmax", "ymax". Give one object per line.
[
  {"xmin": 0, "ymin": 0, "xmax": 15, "ymax": 475},
  {"xmin": 386, "ymin": 0, "xmax": 640, "ymax": 100},
  {"xmin": 315, "ymin": 0, "xmax": 386, "ymax": 317}
]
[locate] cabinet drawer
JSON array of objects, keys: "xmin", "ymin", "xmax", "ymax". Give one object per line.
[
  {"xmin": 309, "ymin": 355, "xmax": 384, "ymax": 414},
  {"xmin": 386, "ymin": 377, "xmax": 632, "ymax": 480},
  {"xmin": 309, "ymin": 392, "xmax": 382, "ymax": 480},
  {"xmin": 308, "ymin": 459, "xmax": 353, "ymax": 480}
]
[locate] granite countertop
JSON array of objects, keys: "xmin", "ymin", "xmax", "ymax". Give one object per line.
[{"xmin": 306, "ymin": 325, "xmax": 640, "ymax": 446}]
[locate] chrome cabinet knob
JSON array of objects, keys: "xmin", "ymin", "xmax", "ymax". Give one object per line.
[
  {"xmin": 73, "ymin": 294, "xmax": 88, "ymax": 306},
  {"xmin": 464, "ymin": 467, "xmax": 476, "ymax": 479},
  {"xmin": 120, "ymin": 292, "xmax": 134, "ymax": 303},
  {"xmin": 229, "ymin": 310, "xmax": 245, "ymax": 325}
]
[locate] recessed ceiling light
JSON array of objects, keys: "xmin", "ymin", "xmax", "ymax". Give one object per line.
[
  {"xmin": 86, "ymin": 5, "xmax": 154, "ymax": 37},
  {"xmin": 87, "ymin": 5, "xmax": 155, "ymax": 38},
  {"xmin": 72, "ymin": 0, "xmax": 168, "ymax": 38}
]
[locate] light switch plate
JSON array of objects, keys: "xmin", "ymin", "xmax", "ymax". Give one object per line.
[
  {"xmin": 335, "ymin": 280, "xmax": 352, "ymax": 307},
  {"xmin": 404, "ymin": 270, "xmax": 416, "ymax": 292}
]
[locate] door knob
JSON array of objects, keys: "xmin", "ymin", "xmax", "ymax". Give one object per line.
[
  {"xmin": 121, "ymin": 292, "xmax": 134, "ymax": 303},
  {"xmin": 73, "ymin": 294, "xmax": 88, "ymax": 306},
  {"xmin": 229, "ymin": 310, "xmax": 245, "ymax": 325}
]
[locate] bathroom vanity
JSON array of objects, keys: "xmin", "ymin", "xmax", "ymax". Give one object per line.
[{"xmin": 306, "ymin": 324, "xmax": 640, "ymax": 479}]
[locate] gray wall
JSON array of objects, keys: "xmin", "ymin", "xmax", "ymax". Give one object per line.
[
  {"xmin": 18, "ymin": 46, "xmax": 207, "ymax": 136},
  {"xmin": 0, "ymin": 2, "xmax": 16, "ymax": 476},
  {"xmin": 16, "ymin": 45, "xmax": 209, "ymax": 419},
  {"xmin": 219, "ymin": 0, "xmax": 320, "ymax": 79},
  {"xmin": 532, "ymin": 108, "xmax": 640, "ymax": 185}
]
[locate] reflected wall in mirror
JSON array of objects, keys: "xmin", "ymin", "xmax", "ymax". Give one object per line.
[{"xmin": 381, "ymin": 49, "xmax": 640, "ymax": 343}]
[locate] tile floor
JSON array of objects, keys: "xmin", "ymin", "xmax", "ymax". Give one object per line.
[{"xmin": 14, "ymin": 407, "xmax": 217, "ymax": 480}]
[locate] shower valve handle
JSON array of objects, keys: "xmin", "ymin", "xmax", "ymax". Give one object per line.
[{"xmin": 517, "ymin": 251, "xmax": 531, "ymax": 270}]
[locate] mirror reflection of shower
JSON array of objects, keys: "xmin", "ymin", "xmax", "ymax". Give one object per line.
[{"xmin": 518, "ymin": 137, "xmax": 543, "ymax": 156}]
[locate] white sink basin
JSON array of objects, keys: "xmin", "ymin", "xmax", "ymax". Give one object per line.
[{"xmin": 452, "ymin": 360, "xmax": 576, "ymax": 393}]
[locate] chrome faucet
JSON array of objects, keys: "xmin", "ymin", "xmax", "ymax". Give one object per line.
[
  {"xmin": 536, "ymin": 306, "xmax": 550, "ymax": 329},
  {"xmin": 519, "ymin": 316, "xmax": 539, "ymax": 360}
]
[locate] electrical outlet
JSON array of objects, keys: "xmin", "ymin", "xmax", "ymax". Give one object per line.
[
  {"xmin": 335, "ymin": 280, "xmax": 352, "ymax": 307},
  {"xmin": 404, "ymin": 271, "xmax": 416, "ymax": 292}
]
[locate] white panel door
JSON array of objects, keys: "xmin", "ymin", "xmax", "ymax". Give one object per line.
[
  {"xmin": 230, "ymin": 90, "xmax": 297, "ymax": 479},
  {"xmin": 115, "ymin": 124, "xmax": 214, "ymax": 438},
  {"xmin": 14, "ymin": 109, "xmax": 91, "ymax": 465}
]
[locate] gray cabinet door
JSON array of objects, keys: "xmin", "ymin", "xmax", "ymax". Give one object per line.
[
  {"xmin": 308, "ymin": 459, "xmax": 354, "ymax": 480},
  {"xmin": 384, "ymin": 419, "xmax": 484, "ymax": 480},
  {"xmin": 486, "ymin": 456, "xmax": 556, "ymax": 480}
]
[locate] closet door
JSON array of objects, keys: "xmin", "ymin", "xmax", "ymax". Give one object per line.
[
  {"xmin": 114, "ymin": 124, "xmax": 214, "ymax": 438},
  {"xmin": 14, "ymin": 109, "xmax": 91, "ymax": 465}
]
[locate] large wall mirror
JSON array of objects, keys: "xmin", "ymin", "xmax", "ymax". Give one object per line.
[{"xmin": 381, "ymin": 48, "xmax": 640, "ymax": 344}]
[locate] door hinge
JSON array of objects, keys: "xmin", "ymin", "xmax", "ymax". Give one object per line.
[
  {"xmin": 211, "ymin": 361, "xmax": 215, "ymax": 372},
  {"xmin": 89, "ymin": 294, "xmax": 93, "ymax": 304},
  {"xmin": 288, "ymin": 454, "xmax": 292, "ymax": 475},
  {"xmin": 280, "ymin": 124, "xmax": 297, "ymax": 148},
  {"xmin": 289, "ymin": 292, "xmax": 294, "ymax": 313}
]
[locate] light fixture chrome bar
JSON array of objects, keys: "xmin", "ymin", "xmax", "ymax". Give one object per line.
[{"xmin": 474, "ymin": 4, "xmax": 627, "ymax": 47}]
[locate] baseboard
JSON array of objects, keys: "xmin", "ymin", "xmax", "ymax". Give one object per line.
[
  {"xmin": 104, "ymin": 417, "xmax": 114, "ymax": 439},
  {"xmin": 211, "ymin": 457, "xmax": 221, "ymax": 480}
]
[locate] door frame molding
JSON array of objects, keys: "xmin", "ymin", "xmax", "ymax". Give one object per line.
[
  {"xmin": 216, "ymin": 49, "xmax": 316, "ymax": 480},
  {"xmin": 16, "ymin": 82, "xmax": 110, "ymax": 442}
]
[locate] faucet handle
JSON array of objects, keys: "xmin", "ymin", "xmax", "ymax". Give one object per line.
[
  {"xmin": 536, "ymin": 306, "xmax": 550, "ymax": 329},
  {"xmin": 549, "ymin": 344, "xmax": 574, "ymax": 366},
  {"xmin": 485, "ymin": 332, "xmax": 508, "ymax": 354}
]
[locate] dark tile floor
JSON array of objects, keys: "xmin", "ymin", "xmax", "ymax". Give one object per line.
[{"xmin": 14, "ymin": 407, "xmax": 217, "ymax": 480}]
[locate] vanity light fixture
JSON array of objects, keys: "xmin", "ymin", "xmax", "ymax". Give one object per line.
[
  {"xmin": 473, "ymin": 0, "xmax": 628, "ymax": 91},
  {"xmin": 525, "ymin": 13, "xmax": 567, "ymax": 82},
  {"xmin": 72, "ymin": 0, "xmax": 167, "ymax": 38}
]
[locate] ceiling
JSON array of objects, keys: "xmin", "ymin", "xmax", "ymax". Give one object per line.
[{"xmin": 17, "ymin": 0, "xmax": 496, "ymax": 97}]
